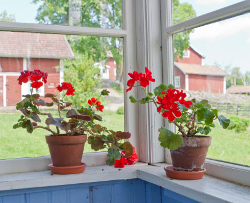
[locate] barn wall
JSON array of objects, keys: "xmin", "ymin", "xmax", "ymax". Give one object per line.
[
  {"xmin": 174, "ymin": 66, "xmax": 185, "ymax": 90},
  {"xmin": 0, "ymin": 76, "xmax": 3, "ymax": 106},
  {"xmin": 44, "ymin": 73, "xmax": 61, "ymax": 100},
  {"xmin": 0, "ymin": 57, "xmax": 23, "ymax": 72},
  {"xmin": 188, "ymin": 74, "xmax": 224, "ymax": 93},
  {"xmin": 176, "ymin": 48, "xmax": 202, "ymax": 65},
  {"xmin": 6, "ymin": 76, "xmax": 21, "ymax": 106},
  {"xmin": 106, "ymin": 58, "xmax": 117, "ymax": 80},
  {"xmin": 0, "ymin": 179, "xmax": 198, "ymax": 203},
  {"xmin": 28, "ymin": 58, "xmax": 60, "ymax": 73}
]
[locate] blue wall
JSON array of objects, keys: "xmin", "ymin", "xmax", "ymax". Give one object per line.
[{"xmin": 0, "ymin": 179, "xmax": 198, "ymax": 203}]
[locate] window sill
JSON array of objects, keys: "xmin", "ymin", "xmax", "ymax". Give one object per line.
[{"xmin": 0, "ymin": 163, "xmax": 249, "ymax": 203}]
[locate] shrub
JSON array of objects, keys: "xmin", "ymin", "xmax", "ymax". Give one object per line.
[
  {"xmin": 228, "ymin": 116, "xmax": 250, "ymax": 132},
  {"xmin": 117, "ymin": 106, "xmax": 124, "ymax": 115}
]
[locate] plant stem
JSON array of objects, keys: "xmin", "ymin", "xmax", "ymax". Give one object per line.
[{"xmin": 34, "ymin": 126, "xmax": 57, "ymax": 135}]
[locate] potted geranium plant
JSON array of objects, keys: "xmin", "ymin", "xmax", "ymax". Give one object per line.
[
  {"xmin": 13, "ymin": 70, "xmax": 134, "ymax": 174},
  {"xmin": 126, "ymin": 67, "xmax": 230, "ymax": 180}
]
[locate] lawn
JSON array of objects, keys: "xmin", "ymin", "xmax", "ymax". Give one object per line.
[
  {"xmin": 0, "ymin": 111, "xmax": 249, "ymax": 167},
  {"xmin": 0, "ymin": 110, "xmax": 124, "ymax": 159}
]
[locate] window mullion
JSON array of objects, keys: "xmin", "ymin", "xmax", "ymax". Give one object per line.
[
  {"xmin": 0, "ymin": 21, "xmax": 127, "ymax": 37},
  {"xmin": 161, "ymin": 0, "xmax": 174, "ymax": 164}
]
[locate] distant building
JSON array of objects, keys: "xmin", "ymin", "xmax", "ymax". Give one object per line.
[
  {"xmin": 227, "ymin": 85, "xmax": 250, "ymax": 94},
  {"xmin": 174, "ymin": 46, "xmax": 228, "ymax": 93},
  {"xmin": 0, "ymin": 31, "xmax": 74, "ymax": 106}
]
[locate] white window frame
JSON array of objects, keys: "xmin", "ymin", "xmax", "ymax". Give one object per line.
[
  {"xmin": 161, "ymin": 0, "xmax": 250, "ymax": 186},
  {"xmin": 174, "ymin": 76, "xmax": 180, "ymax": 88}
]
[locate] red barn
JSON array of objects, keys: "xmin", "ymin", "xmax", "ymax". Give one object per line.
[
  {"xmin": 174, "ymin": 46, "xmax": 227, "ymax": 93},
  {"xmin": 0, "ymin": 31, "xmax": 74, "ymax": 106}
]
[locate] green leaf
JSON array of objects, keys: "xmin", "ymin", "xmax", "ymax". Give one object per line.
[
  {"xmin": 100, "ymin": 89, "xmax": 110, "ymax": 96},
  {"xmin": 129, "ymin": 95, "xmax": 141, "ymax": 103},
  {"xmin": 154, "ymin": 84, "xmax": 168, "ymax": 96},
  {"xmin": 197, "ymin": 108, "xmax": 215, "ymax": 125},
  {"xmin": 197, "ymin": 126, "xmax": 211, "ymax": 135},
  {"xmin": 218, "ymin": 115, "xmax": 230, "ymax": 129},
  {"xmin": 211, "ymin": 109, "xmax": 218, "ymax": 118},
  {"xmin": 140, "ymin": 96, "xmax": 151, "ymax": 104},
  {"xmin": 115, "ymin": 131, "xmax": 131, "ymax": 140},
  {"xmin": 93, "ymin": 114, "xmax": 102, "ymax": 121},
  {"xmin": 121, "ymin": 142, "xmax": 133, "ymax": 157},
  {"xmin": 106, "ymin": 148, "xmax": 121, "ymax": 166},
  {"xmin": 200, "ymin": 100, "xmax": 211, "ymax": 109},
  {"xmin": 158, "ymin": 127, "xmax": 183, "ymax": 150},
  {"xmin": 88, "ymin": 135, "xmax": 105, "ymax": 151}
]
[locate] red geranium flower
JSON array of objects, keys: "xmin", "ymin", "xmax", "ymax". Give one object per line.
[
  {"xmin": 56, "ymin": 82, "xmax": 75, "ymax": 96},
  {"xmin": 120, "ymin": 146, "xmax": 139, "ymax": 166},
  {"xmin": 114, "ymin": 157, "xmax": 127, "ymax": 168},
  {"xmin": 31, "ymin": 81, "xmax": 43, "ymax": 89},
  {"xmin": 88, "ymin": 97, "xmax": 98, "ymax": 106},
  {"xmin": 157, "ymin": 88, "xmax": 192, "ymax": 121},
  {"xmin": 18, "ymin": 70, "xmax": 30, "ymax": 85},
  {"xmin": 95, "ymin": 101, "xmax": 104, "ymax": 112}
]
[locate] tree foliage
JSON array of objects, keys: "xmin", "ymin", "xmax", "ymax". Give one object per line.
[
  {"xmin": 173, "ymin": 0, "xmax": 196, "ymax": 59},
  {"xmin": 63, "ymin": 54, "xmax": 102, "ymax": 108},
  {"xmin": 33, "ymin": 0, "xmax": 196, "ymax": 80},
  {"xmin": 0, "ymin": 10, "xmax": 15, "ymax": 22}
]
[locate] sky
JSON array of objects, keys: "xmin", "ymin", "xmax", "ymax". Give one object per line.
[
  {"xmin": 0, "ymin": 0, "xmax": 249, "ymax": 73},
  {"xmin": 179, "ymin": 0, "xmax": 250, "ymax": 73}
]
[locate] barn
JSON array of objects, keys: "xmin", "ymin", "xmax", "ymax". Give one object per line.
[
  {"xmin": 174, "ymin": 46, "xmax": 228, "ymax": 93},
  {"xmin": 0, "ymin": 31, "xmax": 74, "ymax": 106}
]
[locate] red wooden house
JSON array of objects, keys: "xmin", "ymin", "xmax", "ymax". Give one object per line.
[
  {"xmin": 0, "ymin": 31, "xmax": 74, "ymax": 106},
  {"xmin": 174, "ymin": 46, "xmax": 228, "ymax": 93}
]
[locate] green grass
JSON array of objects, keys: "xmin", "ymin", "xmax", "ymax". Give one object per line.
[
  {"xmin": 1, "ymin": 111, "xmax": 250, "ymax": 166},
  {"xmin": 0, "ymin": 110, "xmax": 124, "ymax": 159},
  {"xmin": 207, "ymin": 123, "xmax": 250, "ymax": 166}
]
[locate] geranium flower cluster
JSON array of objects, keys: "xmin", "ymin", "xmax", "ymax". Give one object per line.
[
  {"xmin": 157, "ymin": 88, "xmax": 193, "ymax": 121},
  {"xmin": 114, "ymin": 147, "xmax": 138, "ymax": 168},
  {"xmin": 18, "ymin": 70, "xmax": 48, "ymax": 89},
  {"xmin": 126, "ymin": 67, "xmax": 155, "ymax": 92},
  {"xmin": 88, "ymin": 97, "xmax": 104, "ymax": 112},
  {"xmin": 57, "ymin": 82, "xmax": 75, "ymax": 96}
]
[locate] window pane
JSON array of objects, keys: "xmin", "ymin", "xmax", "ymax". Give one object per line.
[
  {"xmin": 173, "ymin": 0, "xmax": 243, "ymax": 25},
  {"xmin": 0, "ymin": 0, "xmax": 122, "ymax": 29},
  {"xmin": 0, "ymin": 31, "xmax": 124, "ymax": 159},
  {"xmin": 173, "ymin": 14, "xmax": 250, "ymax": 166}
]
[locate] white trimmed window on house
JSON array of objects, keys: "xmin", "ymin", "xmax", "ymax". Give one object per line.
[
  {"xmin": 183, "ymin": 50, "xmax": 190, "ymax": 58},
  {"xmin": 174, "ymin": 76, "xmax": 180, "ymax": 88}
]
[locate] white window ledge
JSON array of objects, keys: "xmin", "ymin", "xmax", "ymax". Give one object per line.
[{"xmin": 0, "ymin": 163, "xmax": 249, "ymax": 203}]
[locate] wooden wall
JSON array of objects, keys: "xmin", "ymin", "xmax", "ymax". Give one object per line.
[{"xmin": 0, "ymin": 179, "xmax": 198, "ymax": 203}]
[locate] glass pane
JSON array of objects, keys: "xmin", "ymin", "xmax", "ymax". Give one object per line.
[
  {"xmin": 173, "ymin": 0, "xmax": 244, "ymax": 25},
  {"xmin": 173, "ymin": 13, "xmax": 250, "ymax": 166},
  {"xmin": 0, "ymin": 0, "xmax": 122, "ymax": 29},
  {"xmin": 0, "ymin": 31, "xmax": 124, "ymax": 159}
]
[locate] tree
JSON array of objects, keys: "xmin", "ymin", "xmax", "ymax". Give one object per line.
[
  {"xmin": 0, "ymin": 10, "xmax": 15, "ymax": 22},
  {"xmin": 173, "ymin": 0, "xmax": 196, "ymax": 59},
  {"xmin": 63, "ymin": 53, "xmax": 102, "ymax": 108}
]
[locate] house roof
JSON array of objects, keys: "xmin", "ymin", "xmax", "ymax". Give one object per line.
[
  {"xmin": 189, "ymin": 45, "xmax": 205, "ymax": 59},
  {"xmin": 175, "ymin": 62, "xmax": 228, "ymax": 77},
  {"xmin": 227, "ymin": 85, "xmax": 250, "ymax": 94},
  {"xmin": 0, "ymin": 31, "xmax": 74, "ymax": 59}
]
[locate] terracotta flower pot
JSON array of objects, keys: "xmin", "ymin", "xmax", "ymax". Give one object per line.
[
  {"xmin": 46, "ymin": 134, "xmax": 87, "ymax": 174},
  {"xmin": 164, "ymin": 136, "xmax": 212, "ymax": 180},
  {"xmin": 171, "ymin": 136, "xmax": 212, "ymax": 171}
]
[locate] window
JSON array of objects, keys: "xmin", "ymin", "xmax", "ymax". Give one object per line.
[
  {"xmin": 174, "ymin": 76, "xmax": 180, "ymax": 88},
  {"xmin": 183, "ymin": 50, "xmax": 190, "ymax": 58},
  {"xmin": 0, "ymin": 0, "xmax": 136, "ymax": 168}
]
